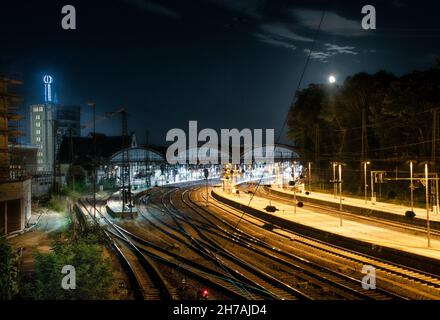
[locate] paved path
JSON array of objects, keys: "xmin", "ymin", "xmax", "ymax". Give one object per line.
[{"xmin": 8, "ymin": 211, "xmax": 66, "ymax": 273}]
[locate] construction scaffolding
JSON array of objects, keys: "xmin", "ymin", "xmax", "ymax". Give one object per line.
[{"xmin": 0, "ymin": 75, "xmax": 23, "ymax": 181}]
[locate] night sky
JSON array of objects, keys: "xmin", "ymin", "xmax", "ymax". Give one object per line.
[{"xmin": 1, "ymin": 0, "xmax": 440, "ymax": 145}]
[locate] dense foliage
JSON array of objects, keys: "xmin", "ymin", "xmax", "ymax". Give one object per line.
[
  {"xmin": 288, "ymin": 68, "xmax": 440, "ymax": 163},
  {"xmin": 0, "ymin": 239, "xmax": 19, "ymax": 299},
  {"xmin": 26, "ymin": 234, "xmax": 113, "ymax": 300},
  {"xmin": 287, "ymin": 62, "xmax": 440, "ymax": 196}
]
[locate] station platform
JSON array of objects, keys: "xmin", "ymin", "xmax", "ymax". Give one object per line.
[
  {"xmin": 106, "ymin": 193, "xmax": 138, "ymax": 218},
  {"xmin": 212, "ymin": 187, "xmax": 440, "ymax": 268},
  {"xmin": 270, "ymin": 186, "xmax": 440, "ymax": 223}
]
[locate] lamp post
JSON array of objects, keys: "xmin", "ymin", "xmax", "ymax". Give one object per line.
[
  {"xmin": 88, "ymin": 101, "xmax": 96, "ymax": 220},
  {"xmin": 308, "ymin": 162, "xmax": 312, "ymax": 192},
  {"xmin": 425, "ymin": 163, "xmax": 431, "ymax": 248},
  {"xmin": 332, "ymin": 162, "xmax": 337, "ymax": 199},
  {"xmin": 410, "ymin": 161, "xmax": 414, "ymax": 212},
  {"xmin": 294, "ymin": 187, "xmax": 297, "ymax": 214},
  {"xmin": 338, "ymin": 163, "xmax": 343, "ymax": 226},
  {"xmin": 363, "ymin": 161, "xmax": 370, "ymax": 204}
]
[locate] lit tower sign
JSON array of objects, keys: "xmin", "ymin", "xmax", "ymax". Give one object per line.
[{"xmin": 43, "ymin": 75, "xmax": 54, "ymax": 103}]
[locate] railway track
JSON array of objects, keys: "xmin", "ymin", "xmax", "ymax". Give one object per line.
[
  {"xmin": 142, "ymin": 189, "xmax": 314, "ymax": 300},
  {"xmin": 164, "ymin": 186, "xmax": 406, "ymax": 300},
  {"xmin": 79, "ymin": 197, "xmax": 276, "ymax": 300},
  {"xmin": 77, "ymin": 198, "xmax": 174, "ymax": 300},
  {"xmin": 199, "ymin": 186, "xmax": 440, "ymax": 298}
]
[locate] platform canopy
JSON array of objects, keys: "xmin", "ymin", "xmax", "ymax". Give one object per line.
[
  {"xmin": 172, "ymin": 146, "xmax": 231, "ymax": 164},
  {"xmin": 241, "ymin": 143, "xmax": 300, "ymax": 164},
  {"xmin": 110, "ymin": 147, "xmax": 165, "ymax": 164}
]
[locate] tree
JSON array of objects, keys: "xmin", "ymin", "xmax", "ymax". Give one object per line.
[
  {"xmin": 287, "ymin": 84, "xmax": 327, "ymax": 162},
  {"xmin": 286, "ymin": 66, "xmax": 440, "ymax": 194}
]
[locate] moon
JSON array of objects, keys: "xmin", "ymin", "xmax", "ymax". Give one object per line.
[{"xmin": 328, "ymin": 75, "xmax": 336, "ymax": 84}]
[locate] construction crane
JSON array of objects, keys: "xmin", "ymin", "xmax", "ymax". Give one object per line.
[
  {"xmin": 104, "ymin": 108, "xmax": 132, "ymax": 214},
  {"xmin": 80, "ymin": 107, "xmax": 130, "ymax": 214},
  {"xmin": 81, "ymin": 107, "xmax": 125, "ymax": 130}
]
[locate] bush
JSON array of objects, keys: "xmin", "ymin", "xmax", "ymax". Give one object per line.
[
  {"xmin": 264, "ymin": 205, "xmax": 279, "ymax": 213},
  {"xmin": 28, "ymin": 238, "xmax": 113, "ymax": 300},
  {"xmin": 47, "ymin": 196, "xmax": 67, "ymax": 213},
  {"xmin": 405, "ymin": 210, "xmax": 416, "ymax": 219},
  {"xmin": 0, "ymin": 239, "xmax": 19, "ymax": 299}
]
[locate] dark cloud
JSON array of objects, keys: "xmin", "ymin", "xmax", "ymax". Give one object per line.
[
  {"xmin": 123, "ymin": 0, "xmax": 181, "ymax": 19},
  {"xmin": 292, "ymin": 9, "xmax": 368, "ymax": 37}
]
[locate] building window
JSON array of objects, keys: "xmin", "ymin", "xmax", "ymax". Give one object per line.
[
  {"xmin": 37, "ymin": 159, "xmax": 43, "ymax": 164},
  {"xmin": 35, "ymin": 115, "xmax": 40, "ymax": 120},
  {"xmin": 36, "ymin": 137, "xmax": 41, "ymax": 142},
  {"xmin": 39, "ymin": 106, "xmax": 43, "ymax": 112},
  {"xmin": 33, "ymin": 106, "xmax": 39, "ymax": 112},
  {"xmin": 36, "ymin": 129, "xmax": 41, "ymax": 135},
  {"xmin": 36, "ymin": 122, "xmax": 41, "ymax": 127},
  {"xmin": 38, "ymin": 152, "xmax": 43, "ymax": 157}
]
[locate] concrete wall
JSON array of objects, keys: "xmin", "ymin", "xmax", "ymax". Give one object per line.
[{"xmin": 0, "ymin": 178, "xmax": 32, "ymax": 235}]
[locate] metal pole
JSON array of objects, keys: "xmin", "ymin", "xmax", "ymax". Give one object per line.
[
  {"xmin": 308, "ymin": 162, "xmax": 312, "ymax": 192},
  {"xmin": 410, "ymin": 161, "xmax": 414, "ymax": 212},
  {"xmin": 338, "ymin": 163, "xmax": 342, "ymax": 226},
  {"xmin": 93, "ymin": 103, "xmax": 96, "ymax": 220},
  {"xmin": 206, "ymin": 177, "xmax": 209, "ymax": 206},
  {"xmin": 436, "ymin": 173, "xmax": 439, "ymax": 215},
  {"xmin": 364, "ymin": 162, "xmax": 367, "ymax": 204},
  {"xmin": 294, "ymin": 188, "xmax": 297, "ymax": 215},
  {"xmin": 370, "ymin": 171, "xmax": 374, "ymax": 203},
  {"xmin": 333, "ymin": 163, "xmax": 336, "ymax": 199},
  {"xmin": 425, "ymin": 163, "xmax": 431, "ymax": 248}
]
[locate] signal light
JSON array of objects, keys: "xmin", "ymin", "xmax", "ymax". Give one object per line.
[{"xmin": 201, "ymin": 289, "xmax": 209, "ymax": 299}]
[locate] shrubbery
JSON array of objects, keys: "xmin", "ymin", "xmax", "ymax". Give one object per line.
[
  {"xmin": 22, "ymin": 234, "xmax": 113, "ymax": 300},
  {"xmin": 0, "ymin": 239, "xmax": 19, "ymax": 299}
]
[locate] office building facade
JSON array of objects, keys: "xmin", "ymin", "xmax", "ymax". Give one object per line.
[{"xmin": 29, "ymin": 103, "xmax": 55, "ymax": 173}]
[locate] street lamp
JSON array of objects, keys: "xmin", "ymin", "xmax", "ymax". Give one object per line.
[
  {"xmin": 363, "ymin": 161, "xmax": 370, "ymax": 204},
  {"xmin": 308, "ymin": 162, "xmax": 312, "ymax": 192},
  {"xmin": 338, "ymin": 163, "xmax": 343, "ymax": 226},
  {"xmin": 331, "ymin": 162, "xmax": 337, "ymax": 199},
  {"xmin": 424, "ymin": 162, "xmax": 431, "ymax": 248},
  {"xmin": 88, "ymin": 101, "xmax": 96, "ymax": 220},
  {"xmin": 409, "ymin": 160, "xmax": 415, "ymax": 212}
]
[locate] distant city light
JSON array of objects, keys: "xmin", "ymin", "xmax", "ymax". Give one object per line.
[
  {"xmin": 328, "ymin": 75, "xmax": 336, "ymax": 84},
  {"xmin": 44, "ymin": 75, "xmax": 54, "ymax": 103}
]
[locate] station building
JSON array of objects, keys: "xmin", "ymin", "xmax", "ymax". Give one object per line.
[{"xmin": 57, "ymin": 134, "xmax": 301, "ymax": 192}]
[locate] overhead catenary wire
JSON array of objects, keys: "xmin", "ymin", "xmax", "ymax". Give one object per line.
[{"xmin": 231, "ymin": 9, "xmax": 327, "ymax": 230}]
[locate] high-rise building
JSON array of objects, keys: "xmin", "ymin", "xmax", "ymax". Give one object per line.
[
  {"xmin": 56, "ymin": 104, "xmax": 81, "ymax": 140},
  {"xmin": 29, "ymin": 76, "xmax": 81, "ymax": 174},
  {"xmin": 29, "ymin": 103, "xmax": 55, "ymax": 173}
]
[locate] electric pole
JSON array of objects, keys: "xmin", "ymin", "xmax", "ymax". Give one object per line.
[{"xmin": 88, "ymin": 102, "xmax": 97, "ymax": 220}]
